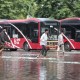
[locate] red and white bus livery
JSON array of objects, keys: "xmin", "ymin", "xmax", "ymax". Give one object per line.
[
  {"xmin": 60, "ymin": 17, "xmax": 80, "ymax": 51},
  {"xmin": 0, "ymin": 18, "xmax": 60, "ymax": 51}
]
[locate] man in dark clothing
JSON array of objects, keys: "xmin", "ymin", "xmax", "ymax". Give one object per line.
[{"xmin": 0, "ymin": 27, "xmax": 10, "ymax": 55}]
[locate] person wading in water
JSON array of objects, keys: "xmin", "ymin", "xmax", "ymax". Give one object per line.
[
  {"xmin": 0, "ymin": 27, "xmax": 10, "ymax": 56},
  {"xmin": 38, "ymin": 29, "xmax": 49, "ymax": 58}
]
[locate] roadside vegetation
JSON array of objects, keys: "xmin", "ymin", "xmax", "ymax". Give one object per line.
[{"xmin": 0, "ymin": 0, "xmax": 80, "ymax": 19}]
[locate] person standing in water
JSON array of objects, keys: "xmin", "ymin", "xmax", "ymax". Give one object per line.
[
  {"xmin": 39, "ymin": 29, "xmax": 49, "ymax": 57},
  {"xmin": 0, "ymin": 27, "xmax": 10, "ymax": 56},
  {"xmin": 57, "ymin": 30, "xmax": 64, "ymax": 53}
]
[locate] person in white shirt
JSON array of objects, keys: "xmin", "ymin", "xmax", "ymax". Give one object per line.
[
  {"xmin": 57, "ymin": 30, "xmax": 64, "ymax": 53},
  {"xmin": 40, "ymin": 29, "xmax": 49, "ymax": 57}
]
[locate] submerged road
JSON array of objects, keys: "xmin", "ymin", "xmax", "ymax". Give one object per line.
[{"xmin": 0, "ymin": 50, "xmax": 80, "ymax": 80}]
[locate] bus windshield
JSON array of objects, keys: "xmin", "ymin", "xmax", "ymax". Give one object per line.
[{"xmin": 40, "ymin": 21, "xmax": 59, "ymax": 40}]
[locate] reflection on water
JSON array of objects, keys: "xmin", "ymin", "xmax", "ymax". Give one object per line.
[
  {"xmin": 0, "ymin": 58, "xmax": 4, "ymax": 80},
  {"xmin": 38, "ymin": 62, "xmax": 47, "ymax": 80},
  {"xmin": 0, "ymin": 57, "xmax": 57, "ymax": 80},
  {"xmin": 57, "ymin": 52, "xmax": 64, "ymax": 80},
  {"xmin": 0, "ymin": 51, "xmax": 80, "ymax": 80}
]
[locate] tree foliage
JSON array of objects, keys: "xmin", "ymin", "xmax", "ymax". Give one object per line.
[
  {"xmin": 0, "ymin": 0, "xmax": 80, "ymax": 19},
  {"xmin": 0, "ymin": 0, "xmax": 37, "ymax": 19},
  {"xmin": 35, "ymin": 0, "xmax": 80, "ymax": 19}
]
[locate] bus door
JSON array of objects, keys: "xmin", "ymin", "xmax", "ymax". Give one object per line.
[
  {"xmin": 27, "ymin": 22, "xmax": 39, "ymax": 49},
  {"xmin": 29, "ymin": 22, "xmax": 38, "ymax": 43}
]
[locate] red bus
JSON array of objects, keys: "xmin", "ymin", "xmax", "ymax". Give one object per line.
[
  {"xmin": 0, "ymin": 18, "xmax": 60, "ymax": 51},
  {"xmin": 60, "ymin": 17, "xmax": 80, "ymax": 51}
]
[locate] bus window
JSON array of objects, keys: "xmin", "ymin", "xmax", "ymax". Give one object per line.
[
  {"xmin": 5, "ymin": 24, "xmax": 23, "ymax": 38},
  {"xmin": 28, "ymin": 22, "xmax": 38, "ymax": 43},
  {"xmin": 11, "ymin": 27, "xmax": 23, "ymax": 38},
  {"xmin": 71, "ymin": 28, "xmax": 76, "ymax": 39},
  {"xmin": 40, "ymin": 22, "xmax": 59, "ymax": 40},
  {"xmin": 14, "ymin": 23, "xmax": 30, "ymax": 38},
  {"xmin": 2, "ymin": 25, "xmax": 12, "ymax": 38},
  {"xmin": 75, "ymin": 30, "xmax": 80, "ymax": 42},
  {"xmin": 41, "ymin": 27, "xmax": 48, "ymax": 34},
  {"xmin": 3, "ymin": 24, "xmax": 23, "ymax": 39},
  {"xmin": 33, "ymin": 29, "xmax": 38, "ymax": 37},
  {"xmin": 65, "ymin": 31, "xmax": 71, "ymax": 39},
  {"xmin": 61, "ymin": 27, "xmax": 75, "ymax": 39},
  {"xmin": 14, "ymin": 22, "xmax": 39, "ymax": 43},
  {"xmin": 62, "ymin": 28, "xmax": 71, "ymax": 39}
]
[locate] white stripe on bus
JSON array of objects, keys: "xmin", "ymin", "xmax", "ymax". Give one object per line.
[
  {"xmin": 13, "ymin": 44, "xmax": 20, "ymax": 48},
  {"xmin": 5, "ymin": 31, "xmax": 15, "ymax": 48},
  {"xmin": 62, "ymin": 33, "xmax": 75, "ymax": 49}
]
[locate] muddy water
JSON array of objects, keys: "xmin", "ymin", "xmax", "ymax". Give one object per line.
[{"xmin": 0, "ymin": 51, "xmax": 80, "ymax": 80}]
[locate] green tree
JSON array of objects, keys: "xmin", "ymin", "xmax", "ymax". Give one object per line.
[
  {"xmin": 35, "ymin": 0, "xmax": 80, "ymax": 19},
  {"xmin": 0, "ymin": 0, "xmax": 80, "ymax": 19},
  {"xmin": 0, "ymin": 0, "xmax": 37, "ymax": 19}
]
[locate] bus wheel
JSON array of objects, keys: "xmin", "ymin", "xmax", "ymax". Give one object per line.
[
  {"xmin": 64, "ymin": 42, "xmax": 71, "ymax": 51},
  {"xmin": 23, "ymin": 43, "xmax": 30, "ymax": 51}
]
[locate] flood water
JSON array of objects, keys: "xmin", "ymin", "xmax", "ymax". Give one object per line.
[{"xmin": 0, "ymin": 50, "xmax": 80, "ymax": 80}]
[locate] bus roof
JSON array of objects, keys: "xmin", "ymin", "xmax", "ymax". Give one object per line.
[
  {"xmin": 0, "ymin": 19, "xmax": 26, "ymax": 23},
  {"xmin": 24, "ymin": 18, "xmax": 59, "ymax": 23},
  {"xmin": 6, "ymin": 18, "xmax": 59, "ymax": 23},
  {"xmin": 60, "ymin": 17, "xmax": 80, "ymax": 25},
  {"xmin": 0, "ymin": 18, "xmax": 59, "ymax": 25},
  {"xmin": 37, "ymin": 18, "xmax": 58, "ymax": 22}
]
